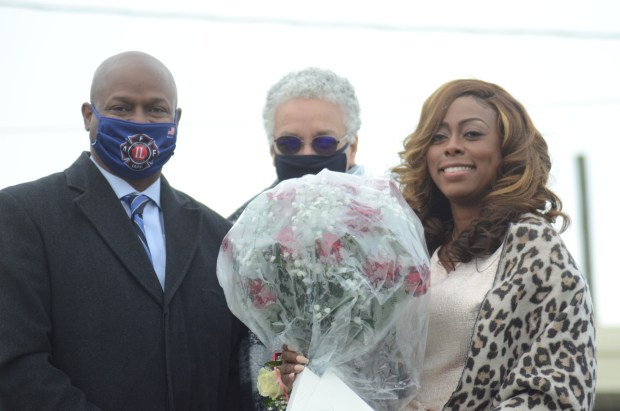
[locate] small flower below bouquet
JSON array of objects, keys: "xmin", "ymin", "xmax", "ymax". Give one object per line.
[
  {"xmin": 256, "ymin": 355, "xmax": 288, "ymax": 411},
  {"xmin": 217, "ymin": 170, "xmax": 430, "ymax": 410}
]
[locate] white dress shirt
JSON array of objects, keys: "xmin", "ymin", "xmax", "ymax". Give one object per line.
[{"xmin": 90, "ymin": 157, "xmax": 167, "ymax": 289}]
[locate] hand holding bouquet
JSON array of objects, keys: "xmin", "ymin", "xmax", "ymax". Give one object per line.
[{"xmin": 217, "ymin": 170, "xmax": 430, "ymax": 410}]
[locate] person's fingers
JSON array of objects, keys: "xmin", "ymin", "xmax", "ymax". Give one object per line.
[
  {"xmin": 280, "ymin": 361, "xmax": 305, "ymax": 375},
  {"xmin": 280, "ymin": 371, "xmax": 297, "ymax": 390},
  {"xmin": 281, "ymin": 350, "xmax": 297, "ymax": 363},
  {"xmin": 281, "ymin": 345, "xmax": 309, "ymax": 365},
  {"xmin": 279, "ymin": 343, "xmax": 309, "ymax": 391}
]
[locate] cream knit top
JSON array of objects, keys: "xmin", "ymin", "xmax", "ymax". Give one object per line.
[{"xmin": 408, "ymin": 245, "xmax": 502, "ymax": 411}]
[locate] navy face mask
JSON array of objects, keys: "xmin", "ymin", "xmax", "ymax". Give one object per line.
[
  {"xmin": 90, "ymin": 104, "xmax": 177, "ymax": 179},
  {"xmin": 274, "ymin": 143, "xmax": 349, "ymax": 181}
]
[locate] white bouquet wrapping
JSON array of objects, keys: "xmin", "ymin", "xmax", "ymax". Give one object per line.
[{"xmin": 217, "ymin": 170, "xmax": 430, "ymax": 410}]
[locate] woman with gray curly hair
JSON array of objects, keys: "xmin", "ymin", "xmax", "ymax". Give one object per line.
[
  {"xmin": 229, "ymin": 67, "xmax": 367, "ymax": 221},
  {"xmin": 229, "ymin": 67, "xmax": 368, "ymax": 410},
  {"xmin": 262, "ymin": 67, "xmax": 361, "ymax": 145}
]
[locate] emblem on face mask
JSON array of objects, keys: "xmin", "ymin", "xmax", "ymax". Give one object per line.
[{"xmin": 120, "ymin": 134, "xmax": 160, "ymax": 170}]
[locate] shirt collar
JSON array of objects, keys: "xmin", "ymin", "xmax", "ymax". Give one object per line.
[{"xmin": 90, "ymin": 156, "xmax": 161, "ymax": 207}]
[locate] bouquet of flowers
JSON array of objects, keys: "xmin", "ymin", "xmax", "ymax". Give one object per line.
[{"xmin": 217, "ymin": 170, "xmax": 430, "ymax": 410}]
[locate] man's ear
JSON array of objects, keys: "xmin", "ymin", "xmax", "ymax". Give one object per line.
[
  {"xmin": 175, "ymin": 107, "xmax": 182, "ymax": 125},
  {"xmin": 81, "ymin": 102, "xmax": 93, "ymax": 131},
  {"xmin": 270, "ymin": 144, "xmax": 276, "ymax": 166}
]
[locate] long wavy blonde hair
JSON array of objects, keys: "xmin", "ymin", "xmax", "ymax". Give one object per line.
[{"xmin": 392, "ymin": 79, "xmax": 568, "ymax": 263}]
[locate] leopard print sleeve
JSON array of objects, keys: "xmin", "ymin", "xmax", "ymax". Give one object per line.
[{"xmin": 444, "ymin": 214, "xmax": 597, "ymax": 411}]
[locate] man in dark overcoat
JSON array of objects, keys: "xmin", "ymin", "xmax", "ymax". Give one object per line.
[{"xmin": 0, "ymin": 51, "xmax": 251, "ymax": 411}]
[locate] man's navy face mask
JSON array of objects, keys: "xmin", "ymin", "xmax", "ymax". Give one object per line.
[
  {"xmin": 90, "ymin": 104, "xmax": 178, "ymax": 179},
  {"xmin": 274, "ymin": 144, "xmax": 349, "ymax": 181}
]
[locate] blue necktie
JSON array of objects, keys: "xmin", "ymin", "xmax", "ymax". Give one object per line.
[{"xmin": 122, "ymin": 193, "xmax": 152, "ymax": 262}]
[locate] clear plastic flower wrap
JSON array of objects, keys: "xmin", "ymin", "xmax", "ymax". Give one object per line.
[{"xmin": 217, "ymin": 170, "xmax": 430, "ymax": 410}]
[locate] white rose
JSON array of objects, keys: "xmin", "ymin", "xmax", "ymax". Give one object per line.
[{"xmin": 257, "ymin": 367, "xmax": 285, "ymax": 400}]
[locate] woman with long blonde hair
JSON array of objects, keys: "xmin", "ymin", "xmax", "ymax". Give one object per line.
[
  {"xmin": 280, "ymin": 79, "xmax": 596, "ymax": 410},
  {"xmin": 393, "ymin": 79, "xmax": 596, "ymax": 410}
]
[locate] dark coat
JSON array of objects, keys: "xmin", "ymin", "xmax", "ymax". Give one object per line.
[
  {"xmin": 227, "ymin": 181, "xmax": 277, "ymax": 223},
  {"xmin": 0, "ymin": 153, "xmax": 250, "ymax": 411}
]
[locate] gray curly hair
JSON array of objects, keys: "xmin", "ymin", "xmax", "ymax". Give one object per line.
[{"xmin": 262, "ymin": 67, "xmax": 361, "ymax": 144}]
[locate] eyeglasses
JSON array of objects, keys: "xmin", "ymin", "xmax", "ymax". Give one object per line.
[{"xmin": 273, "ymin": 135, "xmax": 348, "ymax": 156}]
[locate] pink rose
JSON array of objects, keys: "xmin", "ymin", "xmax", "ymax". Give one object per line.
[
  {"xmin": 316, "ymin": 232, "xmax": 344, "ymax": 263},
  {"xmin": 363, "ymin": 260, "xmax": 400, "ymax": 288},
  {"xmin": 275, "ymin": 226, "xmax": 302, "ymax": 259},
  {"xmin": 405, "ymin": 265, "xmax": 430, "ymax": 296},
  {"xmin": 345, "ymin": 201, "xmax": 383, "ymax": 233},
  {"xmin": 247, "ymin": 279, "xmax": 277, "ymax": 308}
]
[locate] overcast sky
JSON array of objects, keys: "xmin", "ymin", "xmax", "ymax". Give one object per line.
[{"xmin": 1, "ymin": 0, "xmax": 619, "ymax": 327}]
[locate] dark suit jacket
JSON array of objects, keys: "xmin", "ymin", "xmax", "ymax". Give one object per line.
[
  {"xmin": 0, "ymin": 153, "xmax": 250, "ymax": 411},
  {"xmin": 227, "ymin": 181, "xmax": 278, "ymax": 223}
]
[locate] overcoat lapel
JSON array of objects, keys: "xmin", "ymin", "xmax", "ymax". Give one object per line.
[
  {"xmin": 160, "ymin": 177, "xmax": 201, "ymax": 307},
  {"xmin": 65, "ymin": 153, "xmax": 164, "ymax": 305}
]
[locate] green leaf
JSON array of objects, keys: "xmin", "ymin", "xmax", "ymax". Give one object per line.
[{"xmin": 264, "ymin": 360, "xmax": 282, "ymax": 368}]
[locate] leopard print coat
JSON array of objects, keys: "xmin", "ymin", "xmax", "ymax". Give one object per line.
[{"xmin": 443, "ymin": 214, "xmax": 597, "ymax": 410}]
